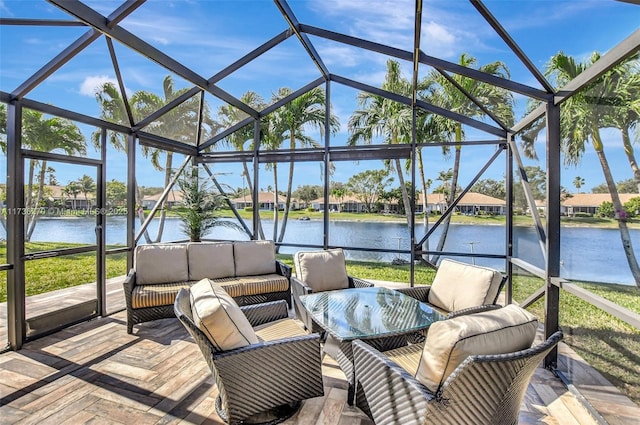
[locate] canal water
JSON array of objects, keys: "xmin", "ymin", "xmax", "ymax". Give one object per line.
[{"xmin": 6, "ymin": 215, "xmax": 640, "ymax": 286}]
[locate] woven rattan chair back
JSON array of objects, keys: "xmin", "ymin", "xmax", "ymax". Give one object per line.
[
  {"xmin": 174, "ymin": 289, "xmax": 231, "ymax": 416},
  {"xmin": 355, "ymin": 331, "xmax": 563, "ymax": 425},
  {"xmin": 428, "ymin": 331, "xmax": 563, "ymax": 425}
]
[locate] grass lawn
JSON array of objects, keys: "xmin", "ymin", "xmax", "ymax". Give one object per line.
[
  {"xmin": 511, "ymin": 276, "xmax": 640, "ymax": 404},
  {"xmin": 0, "ymin": 243, "xmax": 638, "ymax": 404},
  {"xmin": 0, "ymin": 242, "xmax": 128, "ymax": 302}
]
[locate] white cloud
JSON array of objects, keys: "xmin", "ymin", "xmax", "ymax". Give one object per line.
[{"xmin": 79, "ymin": 75, "xmax": 120, "ymax": 96}]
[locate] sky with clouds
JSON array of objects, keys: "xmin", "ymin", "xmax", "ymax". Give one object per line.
[{"xmin": 1, "ymin": 0, "xmax": 639, "ymax": 194}]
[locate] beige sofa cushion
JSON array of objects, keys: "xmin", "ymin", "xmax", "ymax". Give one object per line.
[
  {"xmin": 415, "ymin": 304, "xmax": 538, "ymax": 393},
  {"xmin": 190, "ymin": 278, "xmax": 258, "ymax": 351},
  {"xmin": 233, "ymin": 240, "xmax": 276, "ymax": 276},
  {"xmin": 294, "ymin": 248, "xmax": 349, "ymax": 292},
  {"xmin": 188, "ymin": 242, "xmax": 235, "ymax": 280},
  {"xmin": 135, "ymin": 244, "xmax": 189, "ymax": 285},
  {"xmin": 428, "ymin": 259, "xmax": 503, "ymax": 312}
]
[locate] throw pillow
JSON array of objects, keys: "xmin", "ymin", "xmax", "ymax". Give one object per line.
[
  {"xmin": 294, "ymin": 248, "xmax": 349, "ymax": 292},
  {"xmin": 415, "ymin": 304, "xmax": 538, "ymax": 393},
  {"xmin": 190, "ymin": 278, "xmax": 258, "ymax": 351},
  {"xmin": 427, "ymin": 259, "xmax": 503, "ymax": 312}
]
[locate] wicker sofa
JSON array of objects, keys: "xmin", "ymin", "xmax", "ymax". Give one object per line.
[{"xmin": 123, "ymin": 240, "xmax": 292, "ymax": 334}]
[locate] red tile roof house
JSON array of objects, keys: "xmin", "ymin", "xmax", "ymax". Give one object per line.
[{"xmin": 562, "ymin": 193, "xmax": 638, "ymax": 216}]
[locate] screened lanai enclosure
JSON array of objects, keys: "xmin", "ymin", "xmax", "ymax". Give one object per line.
[{"xmin": 1, "ymin": 0, "xmax": 640, "ymax": 409}]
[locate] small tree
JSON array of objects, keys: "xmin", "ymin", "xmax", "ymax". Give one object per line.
[
  {"xmin": 624, "ymin": 197, "xmax": 640, "ymax": 218},
  {"xmin": 597, "ymin": 201, "xmax": 615, "ymax": 218},
  {"xmin": 106, "ymin": 179, "xmax": 127, "ymax": 207},
  {"xmin": 176, "ymin": 173, "xmax": 241, "ymax": 242},
  {"xmin": 346, "ymin": 170, "xmax": 393, "ymax": 212}
]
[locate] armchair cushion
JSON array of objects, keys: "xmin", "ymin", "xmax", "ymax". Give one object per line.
[
  {"xmin": 135, "ymin": 244, "xmax": 189, "ymax": 285},
  {"xmin": 293, "ymin": 248, "xmax": 349, "ymax": 292},
  {"xmin": 428, "ymin": 259, "xmax": 503, "ymax": 312},
  {"xmin": 188, "ymin": 242, "xmax": 234, "ymax": 280},
  {"xmin": 233, "ymin": 240, "xmax": 276, "ymax": 276},
  {"xmin": 254, "ymin": 318, "xmax": 308, "ymax": 341},
  {"xmin": 415, "ymin": 304, "xmax": 538, "ymax": 393},
  {"xmin": 190, "ymin": 278, "xmax": 258, "ymax": 351}
]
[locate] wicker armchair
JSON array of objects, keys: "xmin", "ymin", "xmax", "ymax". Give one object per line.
[
  {"xmin": 291, "ymin": 248, "xmax": 373, "ymax": 333},
  {"xmin": 353, "ymin": 304, "xmax": 563, "ymax": 425},
  {"xmin": 174, "ymin": 288, "xmax": 324, "ymax": 425},
  {"xmin": 396, "ymin": 259, "xmax": 506, "ymax": 342}
]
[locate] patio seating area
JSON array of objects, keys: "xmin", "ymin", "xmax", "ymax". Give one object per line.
[
  {"xmin": 2, "ymin": 1, "xmax": 639, "ymax": 424},
  {"xmin": 2, "ymin": 279, "xmax": 640, "ymax": 424}
]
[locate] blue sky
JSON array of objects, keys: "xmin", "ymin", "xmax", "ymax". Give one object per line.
[{"xmin": 1, "ymin": 0, "xmax": 639, "ymax": 194}]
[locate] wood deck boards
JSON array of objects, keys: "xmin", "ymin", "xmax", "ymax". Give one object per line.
[
  {"xmin": 2, "ymin": 280, "xmax": 639, "ymax": 424},
  {"xmin": 0, "ymin": 309, "xmax": 625, "ymax": 425}
]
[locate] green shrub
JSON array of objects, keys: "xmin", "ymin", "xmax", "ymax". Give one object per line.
[
  {"xmin": 244, "ymin": 207, "xmax": 253, "ymax": 212},
  {"xmin": 624, "ymin": 197, "xmax": 640, "ymax": 218},
  {"xmin": 597, "ymin": 201, "xmax": 614, "ymax": 218}
]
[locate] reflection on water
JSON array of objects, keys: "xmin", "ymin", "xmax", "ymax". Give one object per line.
[{"xmin": 4, "ymin": 215, "xmax": 638, "ymax": 285}]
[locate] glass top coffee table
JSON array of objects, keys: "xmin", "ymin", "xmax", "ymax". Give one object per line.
[{"xmin": 299, "ymin": 286, "xmax": 445, "ymax": 404}]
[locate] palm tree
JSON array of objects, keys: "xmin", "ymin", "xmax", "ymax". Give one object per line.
[
  {"xmin": 523, "ymin": 52, "xmax": 640, "ymax": 287},
  {"xmin": 175, "ymin": 171, "xmax": 242, "ymax": 242},
  {"xmin": 94, "ymin": 76, "xmax": 208, "ymax": 243},
  {"xmin": 77, "ymin": 174, "xmax": 96, "ymax": 206},
  {"xmin": 261, "ymin": 111, "xmax": 282, "ymax": 241},
  {"xmin": 217, "ymin": 91, "xmax": 267, "ymax": 239},
  {"xmin": 348, "ymin": 60, "xmax": 414, "ymax": 228},
  {"xmin": 272, "ymin": 86, "xmax": 339, "ymax": 245},
  {"xmin": 20, "ymin": 109, "xmax": 86, "ymax": 240},
  {"xmin": 573, "ymin": 176, "xmax": 585, "ymax": 193},
  {"xmin": 62, "ymin": 181, "xmax": 82, "ymax": 210},
  {"xmin": 424, "ymin": 54, "xmax": 514, "ymax": 263},
  {"xmin": 605, "ymin": 53, "xmax": 640, "ymax": 193}
]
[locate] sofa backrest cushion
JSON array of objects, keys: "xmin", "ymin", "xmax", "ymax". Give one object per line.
[
  {"xmin": 233, "ymin": 240, "xmax": 276, "ymax": 276},
  {"xmin": 428, "ymin": 259, "xmax": 504, "ymax": 312},
  {"xmin": 294, "ymin": 248, "xmax": 349, "ymax": 292},
  {"xmin": 188, "ymin": 242, "xmax": 235, "ymax": 280},
  {"xmin": 190, "ymin": 278, "xmax": 258, "ymax": 351},
  {"xmin": 135, "ymin": 244, "xmax": 189, "ymax": 285},
  {"xmin": 415, "ymin": 304, "xmax": 538, "ymax": 393}
]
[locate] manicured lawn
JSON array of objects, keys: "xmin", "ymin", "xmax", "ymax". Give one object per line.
[
  {"xmin": 0, "ymin": 242, "xmax": 128, "ymax": 302},
  {"xmin": 511, "ymin": 275, "xmax": 640, "ymax": 404}
]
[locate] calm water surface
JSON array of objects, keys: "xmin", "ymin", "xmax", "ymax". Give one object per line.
[{"xmin": 7, "ymin": 216, "xmax": 639, "ymax": 286}]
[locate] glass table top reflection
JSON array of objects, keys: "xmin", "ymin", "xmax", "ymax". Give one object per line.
[{"xmin": 299, "ymin": 286, "xmax": 445, "ymax": 341}]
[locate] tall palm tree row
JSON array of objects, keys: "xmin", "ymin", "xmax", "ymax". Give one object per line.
[
  {"xmin": 423, "ymin": 54, "xmax": 514, "ymax": 263},
  {"xmin": 18, "ymin": 108, "xmax": 86, "ymax": 240},
  {"xmin": 217, "ymin": 91, "xmax": 268, "ymax": 240},
  {"xmin": 604, "ymin": 53, "xmax": 640, "ymax": 193},
  {"xmin": 348, "ymin": 60, "xmax": 415, "ymax": 229},
  {"xmin": 94, "ymin": 76, "xmax": 208, "ymax": 243},
  {"xmin": 270, "ymin": 87, "xmax": 339, "ymax": 246},
  {"xmin": 347, "ymin": 58, "xmax": 514, "ymax": 262},
  {"xmin": 522, "ymin": 52, "xmax": 640, "ymax": 287},
  {"xmin": 0, "ymin": 104, "xmax": 87, "ymax": 238}
]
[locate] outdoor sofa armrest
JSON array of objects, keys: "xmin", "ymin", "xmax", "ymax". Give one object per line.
[
  {"xmin": 122, "ymin": 268, "xmax": 136, "ymax": 308},
  {"xmin": 394, "ymin": 285, "xmax": 431, "ymax": 303},
  {"xmin": 353, "ymin": 339, "xmax": 434, "ymax": 425},
  {"xmin": 446, "ymin": 303, "xmax": 503, "ymax": 319},
  {"xmin": 275, "ymin": 260, "xmax": 292, "ymax": 279},
  {"xmin": 213, "ymin": 333, "xmax": 324, "ymax": 418},
  {"xmin": 123, "ymin": 268, "xmax": 136, "ymax": 290},
  {"xmin": 241, "ymin": 300, "xmax": 289, "ymax": 327},
  {"xmin": 348, "ymin": 276, "xmax": 374, "ymax": 288}
]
